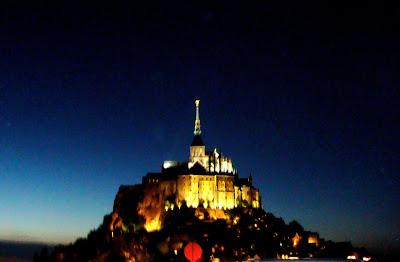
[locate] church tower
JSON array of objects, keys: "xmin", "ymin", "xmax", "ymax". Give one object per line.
[{"xmin": 189, "ymin": 99, "xmax": 206, "ymax": 168}]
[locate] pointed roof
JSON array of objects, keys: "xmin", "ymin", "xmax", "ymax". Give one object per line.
[
  {"xmin": 189, "ymin": 161, "xmax": 207, "ymax": 174},
  {"xmin": 191, "ymin": 134, "xmax": 204, "ymax": 146}
]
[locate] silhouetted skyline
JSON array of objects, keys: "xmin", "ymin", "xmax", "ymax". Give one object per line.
[{"xmin": 0, "ymin": 1, "xmax": 399, "ymax": 252}]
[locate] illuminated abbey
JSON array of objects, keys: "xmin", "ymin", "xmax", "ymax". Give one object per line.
[{"xmin": 143, "ymin": 100, "xmax": 261, "ymax": 211}]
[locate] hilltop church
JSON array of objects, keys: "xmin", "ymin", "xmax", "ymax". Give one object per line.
[{"xmin": 143, "ymin": 100, "xmax": 261, "ymax": 210}]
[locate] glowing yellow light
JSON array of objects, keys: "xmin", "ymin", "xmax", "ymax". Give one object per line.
[
  {"xmin": 363, "ymin": 257, "xmax": 371, "ymax": 261},
  {"xmin": 347, "ymin": 255, "xmax": 357, "ymax": 260},
  {"xmin": 144, "ymin": 218, "xmax": 162, "ymax": 232},
  {"xmin": 174, "ymin": 249, "xmax": 178, "ymax": 255}
]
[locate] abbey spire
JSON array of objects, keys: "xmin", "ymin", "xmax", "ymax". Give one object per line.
[
  {"xmin": 194, "ymin": 99, "xmax": 201, "ymax": 135},
  {"xmin": 191, "ymin": 99, "xmax": 204, "ymax": 147}
]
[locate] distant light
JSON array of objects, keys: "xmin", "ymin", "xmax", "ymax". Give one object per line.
[
  {"xmin": 347, "ymin": 255, "xmax": 357, "ymax": 260},
  {"xmin": 163, "ymin": 160, "xmax": 177, "ymax": 169},
  {"xmin": 363, "ymin": 257, "xmax": 371, "ymax": 261}
]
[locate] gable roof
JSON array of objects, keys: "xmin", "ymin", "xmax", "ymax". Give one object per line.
[{"xmin": 189, "ymin": 161, "xmax": 206, "ymax": 174}]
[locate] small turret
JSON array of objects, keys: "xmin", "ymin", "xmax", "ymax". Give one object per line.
[{"xmin": 249, "ymin": 173, "xmax": 253, "ymax": 184}]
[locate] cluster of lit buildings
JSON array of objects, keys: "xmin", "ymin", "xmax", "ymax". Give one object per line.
[{"xmin": 143, "ymin": 100, "xmax": 261, "ymax": 210}]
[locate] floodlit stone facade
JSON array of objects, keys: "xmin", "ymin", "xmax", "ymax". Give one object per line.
[{"xmin": 142, "ymin": 100, "xmax": 261, "ymax": 211}]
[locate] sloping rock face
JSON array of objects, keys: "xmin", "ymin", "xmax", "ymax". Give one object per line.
[
  {"xmin": 110, "ymin": 185, "xmax": 145, "ymax": 235},
  {"xmin": 112, "ymin": 183, "xmax": 170, "ymax": 234}
]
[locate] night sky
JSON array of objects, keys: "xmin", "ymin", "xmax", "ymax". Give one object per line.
[{"xmin": 0, "ymin": 1, "xmax": 399, "ymax": 252}]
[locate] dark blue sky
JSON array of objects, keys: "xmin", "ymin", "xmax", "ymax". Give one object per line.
[{"xmin": 0, "ymin": 1, "xmax": 399, "ymax": 251}]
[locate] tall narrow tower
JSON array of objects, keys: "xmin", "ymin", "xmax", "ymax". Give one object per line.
[
  {"xmin": 194, "ymin": 99, "xmax": 201, "ymax": 135},
  {"xmin": 189, "ymin": 99, "xmax": 205, "ymax": 168}
]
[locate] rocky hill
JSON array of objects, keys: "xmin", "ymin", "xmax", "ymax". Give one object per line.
[{"xmin": 34, "ymin": 183, "xmax": 372, "ymax": 262}]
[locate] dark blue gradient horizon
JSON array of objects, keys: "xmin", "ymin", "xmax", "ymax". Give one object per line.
[{"xmin": 0, "ymin": 1, "xmax": 399, "ymax": 251}]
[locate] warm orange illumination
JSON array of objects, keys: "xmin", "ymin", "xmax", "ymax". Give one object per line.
[
  {"xmin": 177, "ymin": 172, "xmax": 259, "ymax": 211},
  {"xmin": 292, "ymin": 233, "xmax": 302, "ymax": 248},
  {"xmin": 195, "ymin": 208, "xmax": 205, "ymax": 220},
  {"xmin": 207, "ymin": 208, "xmax": 229, "ymax": 220},
  {"xmin": 280, "ymin": 254, "xmax": 299, "ymax": 260},
  {"xmin": 178, "ymin": 175, "xmax": 235, "ymax": 209},
  {"xmin": 307, "ymin": 234, "xmax": 319, "ymax": 246},
  {"xmin": 143, "ymin": 216, "xmax": 162, "ymax": 232},
  {"xmin": 137, "ymin": 186, "xmax": 164, "ymax": 232}
]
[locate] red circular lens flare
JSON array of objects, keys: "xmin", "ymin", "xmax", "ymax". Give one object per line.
[{"xmin": 184, "ymin": 242, "xmax": 202, "ymax": 262}]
